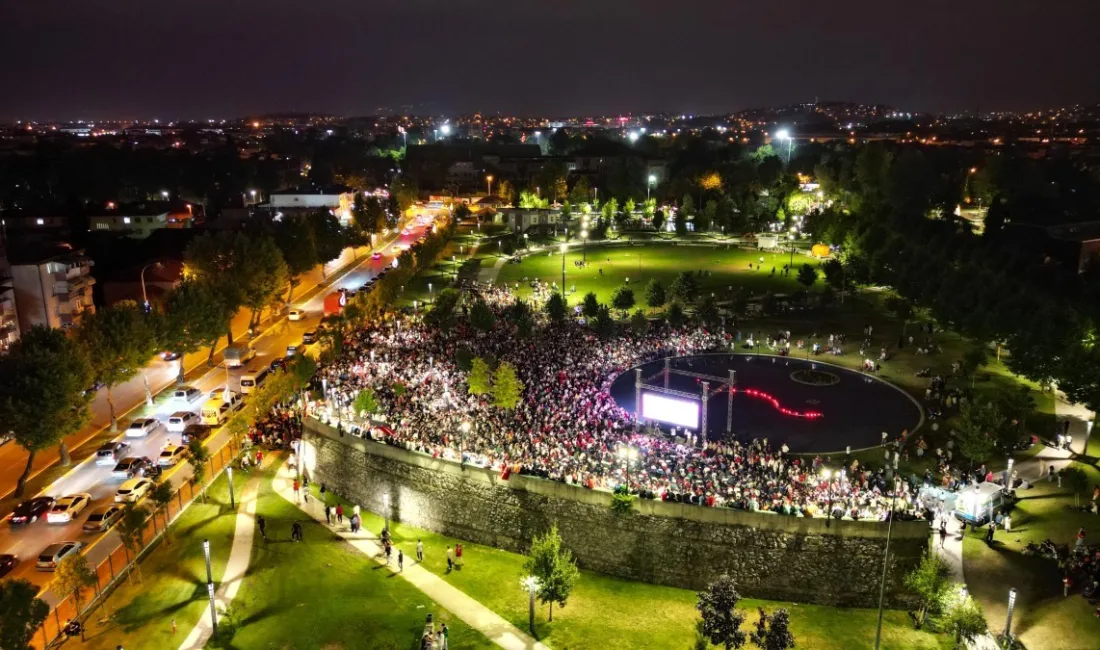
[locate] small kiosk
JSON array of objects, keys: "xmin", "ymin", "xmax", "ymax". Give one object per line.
[{"xmin": 954, "ymin": 481, "xmax": 1005, "ymax": 525}]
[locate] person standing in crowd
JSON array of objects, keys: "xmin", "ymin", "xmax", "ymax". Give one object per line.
[
  {"xmin": 324, "ymin": 504, "xmax": 332, "ymax": 524},
  {"xmin": 336, "ymin": 504, "xmax": 344, "ymax": 525}
]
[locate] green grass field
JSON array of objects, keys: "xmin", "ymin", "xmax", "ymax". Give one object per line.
[
  {"xmin": 80, "ymin": 469, "xmax": 250, "ymax": 650},
  {"xmin": 311, "ymin": 484, "xmax": 951, "ymax": 650}
]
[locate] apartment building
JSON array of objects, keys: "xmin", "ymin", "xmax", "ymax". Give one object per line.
[{"xmin": 9, "ymin": 244, "xmax": 96, "ymax": 331}]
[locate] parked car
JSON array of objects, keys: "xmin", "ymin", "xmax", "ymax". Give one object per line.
[
  {"xmin": 288, "ymin": 309, "xmax": 304, "ymax": 322},
  {"xmin": 8, "ymin": 497, "xmax": 55, "ymax": 525},
  {"xmin": 115, "ymin": 478, "xmax": 152, "ymax": 503},
  {"xmin": 286, "ymin": 345, "xmax": 299, "ymax": 357},
  {"xmin": 158, "ymin": 445, "xmax": 187, "ymax": 467},
  {"xmin": 172, "ymin": 386, "xmax": 203, "ymax": 405},
  {"xmin": 182, "ymin": 424, "xmax": 212, "ymax": 444},
  {"xmin": 159, "ymin": 351, "xmax": 181, "ymax": 361},
  {"xmin": 269, "ymin": 357, "xmax": 287, "ymax": 371},
  {"xmin": 302, "ymin": 331, "xmax": 316, "ymax": 344},
  {"xmin": 111, "ymin": 456, "xmax": 148, "ymax": 480},
  {"xmin": 95, "ymin": 441, "xmax": 130, "ymax": 466},
  {"xmin": 0, "ymin": 554, "xmax": 16, "ymax": 578},
  {"xmin": 36, "ymin": 542, "xmax": 82, "ymax": 571},
  {"xmin": 47, "ymin": 493, "xmax": 92, "ymax": 523},
  {"xmin": 166, "ymin": 411, "xmax": 199, "ymax": 433},
  {"xmin": 125, "ymin": 418, "xmax": 161, "ymax": 438},
  {"xmin": 82, "ymin": 505, "xmax": 122, "ymax": 533}
]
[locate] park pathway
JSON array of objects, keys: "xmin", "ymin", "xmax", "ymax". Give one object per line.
[
  {"xmin": 272, "ymin": 463, "xmax": 550, "ymax": 650},
  {"xmin": 177, "ymin": 454, "xmax": 273, "ymax": 650},
  {"xmin": 932, "ymin": 394, "xmax": 1091, "ymax": 649},
  {"xmin": 478, "ymin": 256, "xmax": 507, "ymax": 284}
]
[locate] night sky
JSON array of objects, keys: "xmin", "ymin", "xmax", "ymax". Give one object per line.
[{"xmin": 3, "ymin": 0, "xmax": 1098, "ymax": 121}]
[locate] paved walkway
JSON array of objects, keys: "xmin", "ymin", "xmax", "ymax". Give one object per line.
[
  {"xmin": 931, "ymin": 395, "xmax": 1091, "ymax": 649},
  {"xmin": 271, "ymin": 463, "xmax": 549, "ymax": 650},
  {"xmin": 478, "ymin": 256, "xmax": 507, "ymax": 284},
  {"xmin": 178, "ymin": 455, "xmax": 273, "ymax": 650}
]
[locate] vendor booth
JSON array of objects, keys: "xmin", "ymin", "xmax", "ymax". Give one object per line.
[{"xmin": 954, "ymin": 481, "xmax": 1005, "ymax": 525}]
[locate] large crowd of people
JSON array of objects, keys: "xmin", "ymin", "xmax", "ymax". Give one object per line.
[{"xmin": 309, "ymin": 285, "xmax": 926, "ymax": 522}]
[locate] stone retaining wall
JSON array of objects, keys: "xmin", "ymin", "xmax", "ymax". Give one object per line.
[{"xmin": 303, "ymin": 419, "xmax": 927, "ymax": 607}]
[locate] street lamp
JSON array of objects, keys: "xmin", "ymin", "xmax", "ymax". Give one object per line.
[
  {"xmin": 203, "ymin": 539, "xmax": 217, "ymax": 634},
  {"xmin": 161, "ymin": 190, "xmax": 170, "ymax": 200},
  {"xmin": 1004, "ymin": 587, "xmax": 1018, "ymax": 640},
  {"xmin": 521, "ymin": 576, "xmax": 540, "ymax": 634},
  {"xmin": 647, "ymin": 174, "xmax": 656, "ymax": 201},
  {"xmin": 775, "ymin": 129, "xmax": 793, "ymax": 164},
  {"xmin": 486, "ymin": 175, "xmax": 494, "ymax": 197},
  {"xmin": 559, "ymin": 243, "xmax": 567, "ymax": 298},
  {"xmin": 139, "ymin": 261, "xmax": 164, "ymax": 311},
  {"xmin": 822, "ymin": 469, "xmax": 833, "ymax": 528},
  {"xmin": 581, "ymin": 229, "xmax": 588, "ymax": 263},
  {"xmin": 452, "ymin": 255, "xmax": 457, "ymax": 281},
  {"xmin": 227, "ymin": 467, "xmax": 235, "ymax": 509},
  {"xmin": 428, "ymin": 282, "xmax": 433, "ymax": 304},
  {"xmin": 873, "ymin": 476, "xmax": 901, "ymax": 650},
  {"xmin": 383, "ymin": 494, "xmax": 390, "ymax": 532}
]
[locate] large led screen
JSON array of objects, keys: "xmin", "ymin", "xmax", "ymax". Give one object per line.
[{"xmin": 641, "ymin": 392, "xmax": 700, "ymax": 429}]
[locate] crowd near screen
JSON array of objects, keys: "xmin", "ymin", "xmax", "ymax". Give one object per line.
[{"xmin": 641, "ymin": 392, "xmax": 700, "ymax": 429}]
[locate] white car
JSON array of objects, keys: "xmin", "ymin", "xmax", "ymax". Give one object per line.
[
  {"xmin": 158, "ymin": 445, "xmax": 187, "ymax": 467},
  {"xmin": 46, "ymin": 493, "xmax": 92, "ymax": 524},
  {"xmin": 288, "ymin": 309, "xmax": 304, "ymax": 322},
  {"xmin": 166, "ymin": 411, "xmax": 199, "ymax": 433},
  {"xmin": 172, "ymin": 386, "xmax": 203, "ymax": 405},
  {"xmin": 115, "ymin": 478, "xmax": 152, "ymax": 503},
  {"xmin": 125, "ymin": 418, "xmax": 161, "ymax": 438}
]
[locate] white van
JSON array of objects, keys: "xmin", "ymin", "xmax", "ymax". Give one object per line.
[
  {"xmin": 201, "ymin": 398, "xmax": 228, "ymax": 426},
  {"xmin": 239, "ymin": 367, "xmax": 269, "ymax": 395}
]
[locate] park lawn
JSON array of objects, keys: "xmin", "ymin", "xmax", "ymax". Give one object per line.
[
  {"xmin": 494, "ymin": 243, "xmax": 806, "ymax": 308},
  {"xmin": 961, "ymin": 460, "xmax": 1100, "ymax": 650},
  {"xmin": 80, "ymin": 468, "xmax": 250, "ymax": 650},
  {"xmin": 228, "ymin": 461, "xmax": 489, "ymax": 650},
  {"xmin": 310, "ymin": 485, "xmax": 950, "ymax": 650}
]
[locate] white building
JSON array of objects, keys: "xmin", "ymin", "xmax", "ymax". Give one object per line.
[
  {"xmin": 9, "ymin": 245, "xmax": 96, "ymax": 331},
  {"xmin": 267, "ymin": 184, "xmax": 356, "ymax": 224}
]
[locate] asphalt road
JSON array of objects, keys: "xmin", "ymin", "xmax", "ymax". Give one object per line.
[{"xmin": 0, "ymin": 217, "xmax": 437, "ymax": 598}]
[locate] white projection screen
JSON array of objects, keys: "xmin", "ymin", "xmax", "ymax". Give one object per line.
[{"xmin": 641, "ymin": 392, "xmax": 700, "ymax": 429}]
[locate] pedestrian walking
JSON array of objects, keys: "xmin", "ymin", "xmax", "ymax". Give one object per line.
[
  {"xmin": 336, "ymin": 504, "xmax": 344, "ymax": 524},
  {"xmin": 325, "ymin": 504, "xmax": 332, "ymax": 524},
  {"xmin": 293, "ymin": 479, "xmax": 301, "ymax": 502},
  {"xmin": 171, "ymin": 619, "xmax": 176, "ymax": 635},
  {"xmin": 398, "ymin": 550, "xmax": 404, "ymax": 572},
  {"xmin": 441, "ymin": 623, "xmax": 449, "ymax": 649},
  {"xmin": 985, "ymin": 522, "xmax": 995, "ymax": 544},
  {"xmin": 939, "ymin": 521, "xmax": 948, "ymax": 548},
  {"xmin": 257, "ymin": 514, "xmax": 267, "ymax": 540},
  {"xmin": 416, "ymin": 539, "xmax": 424, "ymax": 562},
  {"xmin": 446, "ymin": 546, "xmax": 454, "ymax": 572},
  {"xmin": 455, "ymin": 543, "xmax": 463, "ymax": 569},
  {"xmin": 385, "ymin": 542, "xmax": 392, "ymax": 565},
  {"xmin": 1004, "ymin": 513, "xmax": 1012, "ymax": 532}
]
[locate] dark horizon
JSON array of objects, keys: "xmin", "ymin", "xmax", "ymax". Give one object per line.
[{"xmin": 3, "ymin": 0, "xmax": 1099, "ymax": 122}]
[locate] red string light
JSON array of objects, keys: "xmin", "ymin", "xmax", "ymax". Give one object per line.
[{"xmin": 732, "ymin": 388, "xmax": 823, "ymax": 419}]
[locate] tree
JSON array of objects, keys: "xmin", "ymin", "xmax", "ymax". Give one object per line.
[
  {"xmin": 116, "ymin": 503, "xmax": 149, "ymax": 583},
  {"xmin": 354, "ymin": 389, "xmax": 378, "ymax": 416},
  {"xmin": 954, "ymin": 400, "xmax": 1000, "ymax": 466},
  {"xmin": 593, "ymin": 305, "xmax": 615, "ymax": 338},
  {"xmin": 55, "ymin": 554, "xmax": 97, "ymax": 640},
  {"xmin": 544, "ymin": 293, "xmax": 567, "ymax": 322},
  {"xmin": 697, "ymin": 574, "xmax": 748, "ymax": 649},
  {"xmin": 468, "ymin": 357, "xmax": 493, "ymax": 396},
  {"xmin": 652, "ymin": 209, "xmax": 666, "ymax": 233},
  {"xmin": 669, "ymin": 272, "xmax": 700, "ymax": 304},
  {"xmin": 797, "ymin": 263, "xmax": 818, "ymax": 289},
  {"xmin": 352, "ymin": 194, "xmax": 387, "ymax": 242},
  {"xmin": 187, "ymin": 437, "xmax": 211, "ymax": 503},
  {"xmin": 272, "ymin": 216, "xmax": 318, "ymax": 303},
  {"xmin": 601, "ymin": 197, "xmax": 619, "ymax": 224},
  {"xmin": 164, "ymin": 279, "xmax": 230, "ymax": 373},
  {"xmin": 622, "ymin": 197, "xmax": 636, "ymax": 225},
  {"xmin": 582, "ymin": 292, "xmax": 601, "ymax": 319},
  {"xmin": 611, "ymin": 286, "xmax": 636, "ymax": 316},
  {"xmin": 904, "ymin": 552, "xmax": 953, "ymax": 629},
  {"xmin": 939, "ymin": 593, "xmax": 987, "ymax": 650},
  {"xmin": 961, "ymin": 346, "xmax": 987, "ymax": 391},
  {"xmin": 681, "ymin": 194, "xmax": 696, "ymax": 217},
  {"xmin": 469, "ymin": 300, "xmax": 497, "ymax": 333},
  {"xmin": 77, "ymin": 301, "xmax": 160, "ymax": 432},
  {"xmin": 667, "ymin": 301, "xmax": 686, "ymax": 328},
  {"xmin": 491, "ymin": 361, "xmax": 525, "ymax": 410},
  {"xmin": 523, "ymin": 523, "xmax": 579, "ymax": 622},
  {"xmin": 645, "ymin": 280, "xmax": 666, "ymax": 312},
  {"xmin": 696, "ymin": 294, "xmax": 721, "ymax": 327},
  {"xmin": 184, "ymin": 230, "xmax": 247, "ymax": 343},
  {"xmin": 750, "ymin": 608, "xmax": 796, "ymax": 650},
  {"xmin": 885, "ymin": 295, "xmax": 914, "ymax": 335},
  {"xmin": 239, "ymin": 234, "xmax": 290, "ymax": 331},
  {"xmin": 821, "ymin": 258, "xmax": 845, "ymax": 292},
  {"xmin": 1062, "ymin": 466, "xmax": 1089, "ymax": 508},
  {"xmin": 698, "ymin": 200, "xmax": 717, "ymax": 232},
  {"xmin": 0, "ymin": 327, "xmax": 92, "ymax": 494},
  {"xmin": 569, "ymin": 176, "xmax": 592, "ymax": 204},
  {"xmin": 0, "ymin": 578, "xmax": 49, "ymax": 650},
  {"xmin": 150, "ymin": 480, "xmax": 175, "ymax": 543},
  {"xmin": 630, "ymin": 309, "xmax": 649, "ymax": 334},
  {"xmin": 390, "ymin": 175, "xmax": 419, "ymax": 213},
  {"xmin": 675, "ymin": 208, "xmax": 689, "ymax": 237},
  {"xmin": 309, "ymin": 209, "xmax": 350, "ymax": 275},
  {"xmin": 507, "ymin": 300, "xmax": 535, "ymax": 339}
]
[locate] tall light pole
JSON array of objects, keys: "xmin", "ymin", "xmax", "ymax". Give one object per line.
[
  {"xmin": 559, "ymin": 243, "xmax": 567, "ymax": 298},
  {"xmin": 227, "ymin": 467, "xmax": 235, "ymax": 509},
  {"xmin": 822, "ymin": 469, "xmax": 833, "ymax": 528},
  {"xmin": 486, "ymin": 175, "xmax": 493, "ymax": 198},
  {"xmin": 522, "ymin": 576, "xmax": 540, "ymax": 634},
  {"xmin": 581, "ymin": 229, "xmax": 588, "ymax": 263},
  {"xmin": 203, "ymin": 539, "xmax": 217, "ymax": 634},
  {"xmin": 1004, "ymin": 587, "xmax": 1018, "ymax": 641},
  {"xmin": 873, "ymin": 470, "xmax": 900, "ymax": 650},
  {"xmin": 775, "ymin": 129, "xmax": 793, "ymax": 164},
  {"xmin": 139, "ymin": 261, "xmax": 163, "ymax": 311},
  {"xmin": 647, "ymin": 174, "xmax": 656, "ymax": 201}
]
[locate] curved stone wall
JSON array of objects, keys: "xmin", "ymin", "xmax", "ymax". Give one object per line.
[{"xmin": 302, "ymin": 419, "xmax": 928, "ymax": 608}]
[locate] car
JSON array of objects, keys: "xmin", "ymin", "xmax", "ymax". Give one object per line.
[
  {"xmin": 302, "ymin": 331, "xmax": 316, "ymax": 344},
  {"xmin": 288, "ymin": 309, "xmax": 304, "ymax": 322},
  {"xmin": 47, "ymin": 493, "xmax": 92, "ymax": 524},
  {"xmin": 166, "ymin": 411, "xmax": 199, "ymax": 433},
  {"xmin": 95, "ymin": 441, "xmax": 130, "ymax": 466},
  {"xmin": 111, "ymin": 456, "xmax": 149, "ymax": 480},
  {"xmin": 371, "ymin": 251, "xmax": 383, "ymax": 260},
  {"xmin": 158, "ymin": 444, "xmax": 187, "ymax": 466},
  {"xmin": 269, "ymin": 357, "xmax": 287, "ymax": 371},
  {"xmin": 401, "ymin": 228, "xmax": 412, "ymax": 236},
  {"xmin": 395, "ymin": 243, "xmax": 410, "ymax": 252},
  {"xmin": 0, "ymin": 554, "xmax": 16, "ymax": 578},
  {"xmin": 36, "ymin": 542, "xmax": 82, "ymax": 571},
  {"xmin": 115, "ymin": 478, "xmax": 152, "ymax": 503},
  {"xmin": 208, "ymin": 385, "xmax": 240, "ymax": 401},
  {"xmin": 8, "ymin": 497, "xmax": 55, "ymax": 525},
  {"xmin": 125, "ymin": 418, "xmax": 161, "ymax": 438},
  {"xmin": 286, "ymin": 345, "xmax": 298, "ymax": 357},
  {"xmin": 82, "ymin": 505, "xmax": 122, "ymax": 533},
  {"xmin": 172, "ymin": 386, "xmax": 203, "ymax": 405},
  {"xmin": 159, "ymin": 350, "xmax": 181, "ymax": 361},
  {"xmin": 182, "ymin": 424, "xmax": 213, "ymax": 444}
]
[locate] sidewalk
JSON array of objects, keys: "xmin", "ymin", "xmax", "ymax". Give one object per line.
[
  {"xmin": 178, "ymin": 455, "xmax": 274, "ymax": 650},
  {"xmin": 271, "ymin": 464, "xmax": 549, "ymax": 650}
]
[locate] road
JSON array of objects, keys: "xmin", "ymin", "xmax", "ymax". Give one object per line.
[{"xmin": 0, "ymin": 217, "xmax": 437, "ymax": 597}]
